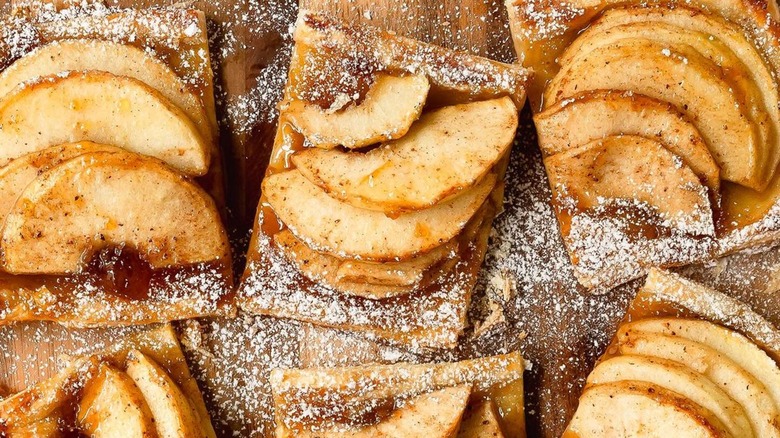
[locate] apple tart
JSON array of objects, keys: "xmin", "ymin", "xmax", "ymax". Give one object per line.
[
  {"xmin": 506, "ymin": 0, "xmax": 780, "ymax": 290},
  {"xmin": 0, "ymin": 324, "xmax": 216, "ymax": 437},
  {"xmin": 270, "ymin": 350, "xmax": 525, "ymax": 438},
  {"xmin": 0, "ymin": 5, "xmax": 233, "ymax": 325},
  {"xmin": 238, "ymin": 11, "xmax": 529, "ymax": 349},
  {"xmin": 563, "ymin": 268, "xmax": 780, "ymax": 437}
]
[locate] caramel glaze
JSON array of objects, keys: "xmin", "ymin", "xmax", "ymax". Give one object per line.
[
  {"xmin": 0, "ymin": 246, "xmax": 234, "ymax": 322},
  {"xmin": 528, "ymin": 5, "xmax": 780, "ymax": 234}
]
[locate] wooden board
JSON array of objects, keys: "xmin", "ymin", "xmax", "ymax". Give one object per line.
[{"xmin": 3, "ymin": 1, "xmax": 780, "ymax": 438}]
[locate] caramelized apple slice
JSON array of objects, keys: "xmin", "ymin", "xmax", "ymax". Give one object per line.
[
  {"xmin": 622, "ymin": 318, "xmax": 780, "ymax": 409},
  {"xmin": 0, "ymin": 39, "xmax": 214, "ymax": 143},
  {"xmin": 126, "ymin": 350, "xmax": 205, "ymax": 438},
  {"xmin": 78, "ymin": 363, "xmax": 157, "ymax": 438},
  {"xmin": 588, "ymin": 355, "xmax": 753, "ymax": 437},
  {"xmin": 263, "ymin": 169, "xmax": 495, "ymax": 261},
  {"xmin": 618, "ymin": 331, "xmax": 780, "ymax": 438},
  {"xmin": 546, "ymin": 38, "xmax": 762, "ymax": 189},
  {"xmin": 566, "ymin": 381, "xmax": 730, "ymax": 437},
  {"xmin": 0, "ymin": 150, "xmax": 229, "ymax": 274},
  {"xmin": 0, "ymin": 142, "xmax": 120, "ymax": 226},
  {"xmin": 0, "ymin": 71, "xmax": 209, "ymax": 175},
  {"xmin": 545, "ymin": 135, "xmax": 714, "ymax": 236},
  {"xmin": 293, "ymin": 97, "xmax": 517, "ymax": 213},
  {"xmin": 285, "ymin": 73, "xmax": 429, "ymax": 149},
  {"xmin": 576, "ymin": 5, "xmax": 780, "ymax": 184},
  {"xmin": 457, "ymin": 400, "xmax": 505, "ymax": 438},
  {"xmin": 534, "ymin": 90, "xmax": 720, "ymax": 196}
]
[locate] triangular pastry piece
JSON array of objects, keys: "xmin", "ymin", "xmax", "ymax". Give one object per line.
[
  {"xmin": 563, "ymin": 268, "xmax": 780, "ymax": 437},
  {"xmin": 505, "ymin": 0, "xmax": 780, "ymax": 291},
  {"xmin": 270, "ymin": 351, "xmax": 525, "ymax": 438},
  {"xmin": 0, "ymin": 324, "xmax": 216, "ymax": 438},
  {"xmin": 238, "ymin": 11, "xmax": 529, "ymax": 348}
]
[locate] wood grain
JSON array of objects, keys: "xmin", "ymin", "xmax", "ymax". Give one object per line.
[{"xmin": 3, "ymin": 1, "xmax": 780, "ymax": 438}]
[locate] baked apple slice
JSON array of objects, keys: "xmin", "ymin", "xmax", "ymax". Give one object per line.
[
  {"xmin": 77, "ymin": 363, "xmax": 157, "ymax": 438},
  {"xmin": 0, "ymin": 71, "xmax": 209, "ymax": 175},
  {"xmin": 0, "ymin": 39, "xmax": 213, "ymax": 144},
  {"xmin": 545, "ymin": 135, "xmax": 714, "ymax": 236},
  {"xmin": 285, "ymin": 73, "xmax": 429, "ymax": 149},
  {"xmin": 534, "ymin": 90, "xmax": 720, "ymax": 195},
  {"xmin": 263, "ymin": 169, "xmax": 495, "ymax": 261},
  {"xmin": 288, "ymin": 385, "xmax": 470, "ymax": 438},
  {"xmin": 126, "ymin": 350, "xmax": 205, "ymax": 438},
  {"xmin": 573, "ymin": 5, "xmax": 780, "ymax": 183},
  {"xmin": 587, "ymin": 355, "xmax": 753, "ymax": 437},
  {"xmin": 567, "ymin": 381, "xmax": 730, "ymax": 437},
  {"xmin": 293, "ymin": 97, "xmax": 516, "ymax": 213},
  {"xmin": 618, "ymin": 330, "xmax": 780, "ymax": 438},
  {"xmin": 622, "ymin": 318, "xmax": 780, "ymax": 407},
  {"xmin": 457, "ymin": 400, "xmax": 505, "ymax": 438},
  {"xmin": 0, "ymin": 142, "xmax": 120, "ymax": 225},
  {"xmin": 546, "ymin": 38, "xmax": 762, "ymax": 189},
  {"xmin": 0, "ymin": 150, "xmax": 229, "ymax": 274}
]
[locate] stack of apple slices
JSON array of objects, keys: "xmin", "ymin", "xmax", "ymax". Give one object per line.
[
  {"xmin": 0, "ymin": 37, "xmax": 231, "ymax": 324},
  {"xmin": 566, "ymin": 269, "xmax": 780, "ymax": 437},
  {"xmin": 263, "ymin": 95, "xmax": 518, "ymax": 299},
  {"xmin": 0, "ymin": 325, "xmax": 216, "ymax": 437},
  {"xmin": 516, "ymin": 1, "xmax": 780, "ymax": 290},
  {"xmin": 269, "ymin": 351, "xmax": 525, "ymax": 438}
]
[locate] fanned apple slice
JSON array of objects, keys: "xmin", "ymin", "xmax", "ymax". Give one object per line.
[
  {"xmin": 573, "ymin": 5, "xmax": 780, "ymax": 184},
  {"xmin": 0, "ymin": 71, "xmax": 209, "ymax": 175},
  {"xmin": 534, "ymin": 90, "xmax": 720, "ymax": 195},
  {"xmin": 285, "ymin": 73, "xmax": 430, "ymax": 149},
  {"xmin": 457, "ymin": 400, "xmax": 505, "ymax": 438},
  {"xmin": 546, "ymin": 38, "xmax": 762, "ymax": 189},
  {"xmin": 618, "ymin": 331, "xmax": 780, "ymax": 438},
  {"xmin": 126, "ymin": 350, "xmax": 205, "ymax": 438},
  {"xmin": 566, "ymin": 381, "xmax": 730, "ymax": 437},
  {"xmin": 290, "ymin": 385, "xmax": 470, "ymax": 438},
  {"xmin": 0, "ymin": 142, "xmax": 120, "ymax": 226},
  {"xmin": 621, "ymin": 318, "xmax": 780, "ymax": 408},
  {"xmin": 293, "ymin": 97, "xmax": 517, "ymax": 213},
  {"xmin": 0, "ymin": 150, "xmax": 229, "ymax": 274},
  {"xmin": 274, "ymin": 229, "xmax": 457, "ymax": 298},
  {"xmin": 544, "ymin": 135, "xmax": 714, "ymax": 236},
  {"xmin": 263, "ymin": 169, "xmax": 495, "ymax": 261},
  {"xmin": 0, "ymin": 39, "xmax": 213, "ymax": 144},
  {"xmin": 77, "ymin": 363, "xmax": 157, "ymax": 438},
  {"xmin": 588, "ymin": 355, "xmax": 753, "ymax": 437}
]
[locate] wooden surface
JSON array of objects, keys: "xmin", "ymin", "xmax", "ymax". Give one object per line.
[{"xmin": 3, "ymin": 1, "xmax": 780, "ymax": 438}]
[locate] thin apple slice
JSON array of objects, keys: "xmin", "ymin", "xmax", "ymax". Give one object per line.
[
  {"xmin": 0, "ymin": 39, "xmax": 213, "ymax": 144},
  {"xmin": 588, "ymin": 355, "xmax": 753, "ymax": 437},
  {"xmin": 621, "ymin": 318, "xmax": 780, "ymax": 409},
  {"xmin": 284, "ymin": 385, "xmax": 470, "ymax": 438},
  {"xmin": 534, "ymin": 90, "xmax": 720, "ymax": 196},
  {"xmin": 125, "ymin": 350, "xmax": 205, "ymax": 438},
  {"xmin": 0, "ymin": 150, "xmax": 229, "ymax": 274},
  {"xmin": 4, "ymin": 416, "xmax": 62, "ymax": 437},
  {"xmin": 285, "ymin": 73, "xmax": 429, "ymax": 149},
  {"xmin": 618, "ymin": 330, "xmax": 780, "ymax": 438},
  {"xmin": 263, "ymin": 169, "xmax": 495, "ymax": 261},
  {"xmin": 77, "ymin": 363, "xmax": 158, "ymax": 438},
  {"xmin": 566, "ymin": 381, "xmax": 731, "ymax": 437},
  {"xmin": 546, "ymin": 38, "xmax": 762, "ymax": 189},
  {"xmin": 544, "ymin": 135, "xmax": 714, "ymax": 236},
  {"xmin": 0, "ymin": 71, "xmax": 209, "ymax": 175},
  {"xmin": 0, "ymin": 142, "xmax": 120, "ymax": 226},
  {"xmin": 293, "ymin": 97, "xmax": 517, "ymax": 213},
  {"xmin": 457, "ymin": 400, "xmax": 505, "ymax": 438},
  {"xmin": 572, "ymin": 5, "xmax": 780, "ymax": 184},
  {"xmin": 274, "ymin": 229, "xmax": 456, "ymax": 298}
]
